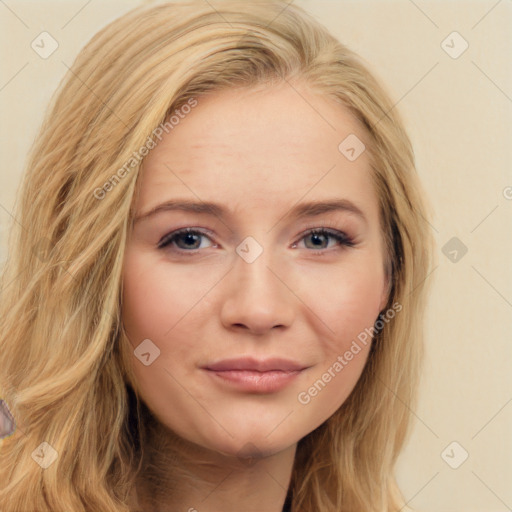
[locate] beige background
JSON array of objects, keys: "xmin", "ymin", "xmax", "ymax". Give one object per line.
[{"xmin": 1, "ymin": 1, "xmax": 511, "ymax": 510}]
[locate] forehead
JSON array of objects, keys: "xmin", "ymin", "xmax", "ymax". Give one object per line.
[{"xmin": 133, "ymin": 82, "xmax": 378, "ymax": 221}]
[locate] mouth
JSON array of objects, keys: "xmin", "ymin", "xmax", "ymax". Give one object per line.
[{"xmin": 201, "ymin": 357, "xmax": 309, "ymax": 393}]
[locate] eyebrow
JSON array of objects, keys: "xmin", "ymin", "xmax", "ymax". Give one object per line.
[{"xmin": 133, "ymin": 198, "xmax": 367, "ymax": 225}]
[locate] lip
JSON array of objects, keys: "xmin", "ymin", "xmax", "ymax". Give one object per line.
[
  {"xmin": 202, "ymin": 357, "xmax": 309, "ymax": 393},
  {"xmin": 203, "ymin": 357, "xmax": 307, "ymax": 372}
]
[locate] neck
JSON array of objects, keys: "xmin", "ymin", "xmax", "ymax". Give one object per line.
[{"xmin": 133, "ymin": 420, "xmax": 296, "ymax": 512}]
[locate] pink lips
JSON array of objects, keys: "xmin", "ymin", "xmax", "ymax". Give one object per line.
[{"xmin": 202, "ymin": 357, "xmax": 308, "ymax": 393}]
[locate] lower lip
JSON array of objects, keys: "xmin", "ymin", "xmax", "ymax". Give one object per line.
[{"xmin": 204, "ymin": 369, "xmax": 303, "ymax": 393}]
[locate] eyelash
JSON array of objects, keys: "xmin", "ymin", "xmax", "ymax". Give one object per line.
[{"xmin": 157, "ymin": 226, "xmax": 355, "ymax": 256}]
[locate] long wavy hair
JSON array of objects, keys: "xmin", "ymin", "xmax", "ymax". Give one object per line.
[{"xmin": 0, "ymin": 1, "xmax": 434, "ymax": 510}]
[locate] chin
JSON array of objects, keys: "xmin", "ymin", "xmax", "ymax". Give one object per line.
[{"xmin": 190, "ymin": 426, "xmax": 299, "ymax": 463}]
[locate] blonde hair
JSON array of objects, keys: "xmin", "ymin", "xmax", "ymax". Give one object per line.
[{"xmin": 0, "ymin": 1, "xmax": 434, "ymax": 510}]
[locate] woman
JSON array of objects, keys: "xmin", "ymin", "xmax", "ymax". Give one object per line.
[{"xmin": 0, "ymin": 1, "xmax": 433, "ymax": 511}]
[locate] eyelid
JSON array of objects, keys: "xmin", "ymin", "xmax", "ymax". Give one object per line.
[
  {"xmin": 297, "ymin": 218, "xmax": 350, "ymax": 232},
  {"xmin": 294, "ymin": 219, "xmax": 355, "ymax": 241}
]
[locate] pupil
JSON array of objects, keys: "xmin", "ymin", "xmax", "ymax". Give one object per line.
[
  {"xmin": 311, "ymin": 234, "xmax": 325, "ymax": 247},
  {"xmin": 184, "ymin": 233, "xmax": 199, "ymax": 247}
]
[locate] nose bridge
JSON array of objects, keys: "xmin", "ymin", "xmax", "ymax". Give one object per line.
[
  {"xmin": 236, "ymin": 241, "xmax": 278, "ymax": 295},
  {"xmin": 220, "ymin": 236, "xmax": 294, "ymax": 333}
]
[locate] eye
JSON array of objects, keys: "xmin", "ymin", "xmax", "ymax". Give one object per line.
[
  {"xmin": 293, "ymin": 228, "xmax": 354, "ymax": 252},
  {"xmin": 158, "ymin": 228, "xmax": 216, "ymax": 252},
  {"xmin": 157, "ymin": 227, "xmax": 354, "ymax": 256}
]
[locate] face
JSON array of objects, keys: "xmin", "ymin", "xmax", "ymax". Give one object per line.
[{"xmin": 121, "ymin": 82, "xmax": 389, "ymax": 460}]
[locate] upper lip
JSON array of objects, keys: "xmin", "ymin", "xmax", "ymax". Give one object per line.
[{"xmin": 203, "ymin": 357, "xmax": 307, "ymax": 372}]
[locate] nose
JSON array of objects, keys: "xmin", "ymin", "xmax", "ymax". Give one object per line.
[{"xmin": 220, "ymin": 244, "xmax": 295, "ymax": 335}]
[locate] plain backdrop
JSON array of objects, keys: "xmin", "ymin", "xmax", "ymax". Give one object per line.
[{"xmin": 1, "ymin": 1, "xmax": 511, "ymax": 510}]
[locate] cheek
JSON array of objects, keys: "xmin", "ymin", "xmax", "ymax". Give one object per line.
[
  {"xmin": 294, "ymin": 264, "xmax": 382, "ymax": 419},
  {"xmin": 121, "ymin": 251, "xmax": 215, "ymax": 395},
  {"xmin": 295, "ymin": 255, "xmax": 384, "ymax": 395},
  {"xmin": 303, "ymin": 257, "xmax": 386, "ymax": 349},
  {"xmin": 121, "ymin": 254, "xmax": 196, "ymax": 419},
  {"xmin": 121, "ymin": 250, "xmax": 212, "ymax": 341}
]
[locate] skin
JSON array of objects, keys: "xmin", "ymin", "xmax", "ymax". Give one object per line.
[{"xmin": 121, "ymin": 81, "xmax": 389, "ymax": 512}]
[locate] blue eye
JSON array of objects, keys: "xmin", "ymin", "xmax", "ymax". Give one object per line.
[
  {"xmin": 158, "ymin": 228, "xmax": 215, "ymax": 251},
  {"xmin": 296, "ymin": 228, "xmax": 354, "ymax": 251},
  {"xmin": 157, "ymin": 227, "xmax": 354, "ymax": 255}
]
